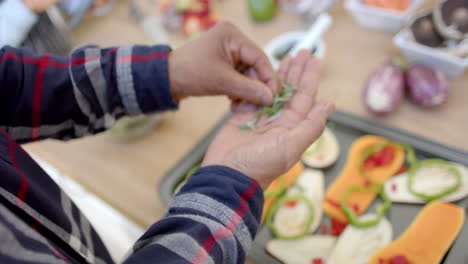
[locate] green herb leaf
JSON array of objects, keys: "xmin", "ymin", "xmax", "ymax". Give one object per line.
[{"xmin": 239, "ymin": 82, "xmax": 297, "ymax": 131}]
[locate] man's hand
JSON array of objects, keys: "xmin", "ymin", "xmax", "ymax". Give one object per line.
[
  {"xmin": 202, "ymin": 50, "xmax": 335, "ymax": 190},
  {"xmin": 22, "ymin": 0, "xmax": 60, "ymax": 13},
  {"xmin": 169, "ymin": 21, "xmax": 278, "ymax": 106}
]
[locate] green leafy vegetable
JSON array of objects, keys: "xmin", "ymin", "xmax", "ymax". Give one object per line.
[
  {"xmin": 239, "ymin": 82, "xmax": 296, "ymax": 131},
  {"xmin": 341, "ymin": 185, "xmax": 392, "ymax": 228},
  {"xmin": 408, "ymin": 159, "xmax": 462, "ymax": 201},
  {"xmin": 267, "ymin": 195, "xmax": 315, "ymax": 240}
]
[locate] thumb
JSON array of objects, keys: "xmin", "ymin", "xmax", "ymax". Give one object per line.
[{"xmin": 221, "ymin": 70, "xmax": 274, "ymax": 106}]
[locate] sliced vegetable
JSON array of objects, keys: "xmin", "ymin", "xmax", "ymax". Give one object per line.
[
  {"xmin": 286, "ymin": 169, "xmax": 325, "ymax": 233},
  {"xmin": 394, "ymin": 142, "xmax": 417, "ymax": 165},
  {"xmin": 264, "ymin": 176, "xmax": 286, "ymax": 198},
  {"xmin": 266, "ymin": 235, "xmax": 336, "ymax": 264},
  {"xmin": 385, "ymin": 161, "xmax": 468, "ymax": 203},
  {"xmin": 240, "ymin": 82, "xmax": 296, "ymax": 131},
  {"xmin": 323, "ymin": 136, "xmax": 405, "ymax": 223},
  {"xmin": 328, "ymin": 214, "xmax": 392, "ymax": 264},
  {"xmin": 390, "ymin": 255, "xmax": 410, "ymax": 264},
  {"xmin": 267, "ymin": 195, "xmax": 314, "ymax": 240},
  {"xmin": 408, "ymin": 159, "xmax": 462, "ymax": 201},
  {"xmin": 302, "ymin": 127, "xmax": 340, "ymax": 169},
  {"xmin": 173, "ymin": 164, "xmax": 200, "ymax": 194},
  {"xmin": 341, "ymin": 186, "xmax": 392, "ymax": 228},
  {"xmin": 262, "ymin": 162, "xmax": 304, "ymax": 222},
  {"xmin": 359, "ymin": 140, "xmax": 392, "ymax": 171},
  {"xmin": 362, "ymin": 61, "xmax": 405, "ymax": 115},
  {"xmin": 406, "ymin": 64, "xmax": 449, "ymax": 108},
  {"xmin": 370, "ymin": 201, "xmax": 465, "ymax": 264},
  {"xmin": 330, "ymin": 218, "xmax": 347, "ymax": 236}
]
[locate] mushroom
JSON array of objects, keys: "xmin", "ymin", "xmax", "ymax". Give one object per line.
[
  {"xmin": 433, "ymin": 0, "xmax": 468, "ymax": 40},
  {"xmin": 409, "ymin": 12, "xmax": 446, "ymax": 47}
]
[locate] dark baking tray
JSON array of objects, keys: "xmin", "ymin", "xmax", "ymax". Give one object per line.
[{"xmin": 159, "ymin": 110, "xmax": 468, "ymax": 263}]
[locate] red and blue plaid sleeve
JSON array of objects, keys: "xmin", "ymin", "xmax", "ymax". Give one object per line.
[
  {"xmin": 0, "ymin": 45, "xmax": 177, "ymax": 143},
  {"xmin": 123, "ymin": 166, "xmax": 264, "ymax": 264}
]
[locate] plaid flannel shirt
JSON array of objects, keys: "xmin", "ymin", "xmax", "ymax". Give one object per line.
[{"xmin": 0, "ymin": 45, "xmax": 263, "ymax": 264}]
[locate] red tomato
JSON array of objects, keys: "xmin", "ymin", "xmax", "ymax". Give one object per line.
[
  {"xmin": 378, "ymin": 146, "xmax": 395, "ymax": 165},
  {"xmin": 390, "ymin": 255, "xmax": 409, "ymax": 264},
  {"xmin": 312, "ymin": 258, "xmax": 323, "ymax": 264},
  {"xmin": 331, "ymin": 219, "xmax": 347, "ymax": 236},
  {"xmin": 285, "ymin": 200, "xmax": 298, "ymax": 208},
  {"xmin": 363, "ymin": 146, "xmax": 396, "ymax": 169},
  {"xmin": 363, "ymin": 158, "xmax": 378, "ymax": 169}
]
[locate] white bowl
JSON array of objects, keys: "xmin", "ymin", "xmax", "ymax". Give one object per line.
[
  {"xmin": 394, "ymin": 30, "xmax": 468, "ymax": 79},
  {"xmin": 344, "ymin": 0, "xmax": 424, "ymax": 33},
  {"xmin": 264, "ymin": 31, "xmax": 326, "ymax": 70}
]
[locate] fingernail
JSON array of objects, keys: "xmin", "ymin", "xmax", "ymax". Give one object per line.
[{"xmin": 322, "ymin": 100, "xmax": 335, "ymax": 116}]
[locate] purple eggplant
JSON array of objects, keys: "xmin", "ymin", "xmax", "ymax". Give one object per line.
[
  {"xmin": 406, "ymin": 64, "xmax": 449, "ymax": 108},
  {"xmin": 363, "ymin": 62, "xmax": 405, "ymax": 115}
]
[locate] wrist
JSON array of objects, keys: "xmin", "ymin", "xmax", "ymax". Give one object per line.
[
  {"xmin": 168, "ymin": 52, "xmax": 184, "ymax": 101},
  {"xmin": 202, "ymin": 160, "xmax": 268, "ymax": 190}
]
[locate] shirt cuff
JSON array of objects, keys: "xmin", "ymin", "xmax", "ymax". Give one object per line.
[
  {"xmin": 176, "ymin": 165, "xmax": 264, "ymax": 234},
  {"xmin": 131, "ymin": 45, "xmax": 178, "ymax": 114}
]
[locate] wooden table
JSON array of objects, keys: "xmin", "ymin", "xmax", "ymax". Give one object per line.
[{"xmin": 25, "ymin": 0, "xmax": 468, "ymax": 230}]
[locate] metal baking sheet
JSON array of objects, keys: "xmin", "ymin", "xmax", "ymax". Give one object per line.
[{"xmin": 159, "ymin": 110, "xmax": 468, "ymax": 263}]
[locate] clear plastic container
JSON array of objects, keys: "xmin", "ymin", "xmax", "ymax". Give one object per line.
[
  {"xmin": 394, "ymin": 30, "xmax": 468, "ymax": 79},
  {"xmin": 344, "ymin": 0, "xmax": 424, "ymax": 33}
]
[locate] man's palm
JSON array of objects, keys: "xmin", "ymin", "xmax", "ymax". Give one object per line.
[{"xmin": 203, "ymin": 51, "xmax": 335, "ymax": 189}]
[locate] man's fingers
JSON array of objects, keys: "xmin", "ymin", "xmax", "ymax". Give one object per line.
[
  {"xmin": 286, "ymin": 57, "xmax": 321, "ymax": 118},
  {"xmin": 278, "ymin": 56, "xmax": 293, "ymax": 81},
  {"xmin": 286, "ymin": 50, "xmax": 310, "ymax": 87},
  {"xmin": 223, "ymin": 70, "xmax": 274, "ymax": 105},
  {"xmin": 225, "ymin": 24, "xmax": 279, "ymax": 95},
  {"xmin": 287, "ymin": 99, "xmax": 335, "ymax": 158},
  {"xmin": 231, "ymin": 102, "xmax": 260, "ymax": 114}
]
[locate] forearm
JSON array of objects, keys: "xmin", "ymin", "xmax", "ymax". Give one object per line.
[
  {"xmin": 0, "ymin": 44, "xmax": 177, "ymax": 143},
  {"xmin": 124, "ymin": 166, "xmax": 264, "ymax": 264},
  {"xmin": 0, "ymin": 0, "xmax": 38, "ymax": 47}
]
